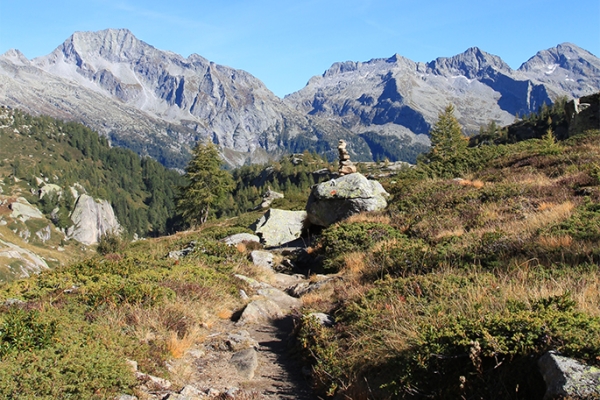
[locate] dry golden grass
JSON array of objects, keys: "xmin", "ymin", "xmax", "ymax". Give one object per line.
[
  {"xmin": 236, "ymin": 242, "xmax": 247, "ymax": 253},
  {"xmin": 167, "ymin": 327, "xmax": 203, "ymax": 359},
  {"xmin": 457, "ymin": 179, "xmax": 485, "ymax": 189},
  {"xmin": 477, "ymin": 200, "xmax": 575, "ymax": 238},
  {"xmin": 355, "ymin": 263, "xmax": 600, "ymax": 366},
  {"xmin": 370, "ymin": 238, "xmax": 401, "ymax": 254},
  {"xmin": 345, "ymin": 212, "xmax": 391, "ymax": 225},
  {"xmin": 104, "ymin": 294, "xmax": 240, "ymax": 349},
  {"xmin": 341, "ymin": 252, "xmax": 367, "ymax": 279},
  {"xmin": 537, "ymin": 234, "xmax": 573, "ymax": 248},
  {"xmin": 507, "ymin": 200, "xmax": 574, "ymax": 235},
  {"xmin": 217, "ymin": 309, "xmax": 234, "ymax": 320},
  {"xmin": 514, "ymin": 173, "xmax": 555, "ymax": 187},
  {"xmin": 537, "ymin": 201, "xmax": 556, "ymax": 211},
  {"xmin": 435, "ymin": 227, "xmax": 465, "ymax": 239},
  {"xmin": 471, "ymin": 179, "xmax": 485, "ymax": 189},
  {"xmin": 500, "ymin": 264, "xmax": 600, "ymax": 318}
]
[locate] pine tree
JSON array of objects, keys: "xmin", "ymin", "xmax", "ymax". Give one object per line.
[
  {"xmin": 177, "ymin": 142, "xmax": 234, "ymax": 227},
  {"xmin": 427, "ymin": 104, "xmax": 467, "ymax": 162}
]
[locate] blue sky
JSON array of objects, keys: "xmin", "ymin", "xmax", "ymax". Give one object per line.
[{"xmin": 1, "ymin": 0, "xmax": 598, "ymax": 97}]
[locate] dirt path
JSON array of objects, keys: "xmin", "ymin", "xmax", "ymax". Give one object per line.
[
  {"xmin": 160, "ymin": 274, "xmax": 319, "ymax": 400},
  {"xmin": 246, "ymin": 317, "xmax": 315, "ymax": 399}
]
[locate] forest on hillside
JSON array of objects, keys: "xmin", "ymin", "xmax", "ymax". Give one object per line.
[{"xmin": 0, "ymin": 109, "xmax": 185, "ymax": 237}]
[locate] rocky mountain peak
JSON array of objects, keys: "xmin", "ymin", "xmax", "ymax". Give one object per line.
[
  {"xmin": 427, "ymin": 46, "xmax": 511, "ymax": 78},
  {"xmin": 517, "ymin": 42, "xmax": 600, "ymax": 98},
  {"xmin": 40, "ymin": 28, "xmax": 155, "ymax": 67},
  {"xmin": 0, "ymin": 49, "xmax": 31, "ymax": 66},
  {"xmin": 323, "ymin": 60, "xmax": 361, "ymax": 77},
  {"xmin": 519, "ymin": 42, "xmax": 599, "ymax": 72}
]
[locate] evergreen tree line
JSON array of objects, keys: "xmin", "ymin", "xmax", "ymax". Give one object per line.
[
  {"xmin": 3, "ymin": 110, "xmax": 185, "ymax": 236},
  {"xmin": 216, "ymin": 151, "xmax": 331, "ymax": 218},
  {"xmin": 471, "ymin": 96, "xmax": 570, "ymax": 146},
  {"xmin": 176, "ymin": 146, "xmax": 332, "ymax": 227}
]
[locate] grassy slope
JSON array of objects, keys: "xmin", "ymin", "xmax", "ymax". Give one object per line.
[
  {"xmin": 0, "ymin": 218, "xmax": 265, "ymax": 398},
  {"xmin": 299, "ymin": 130, "xmax": 600, "ymax": 399},
  {"xmin": 0, "ymin": 108, "xmax": 598, "ymax": 398}
]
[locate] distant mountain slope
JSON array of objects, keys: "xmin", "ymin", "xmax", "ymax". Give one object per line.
[
  {"xmin": 284, "ymin": 43, "xmax": 600, "ymax": 139},
  {"xmin": 0, "ymin": 29, "xmax": 358, "ymax": 166},
  {"xmin": 0, "ymin": 107, "xmax": 184, "ymax": 238},
  {"xmin": 518, "ymin": 42, "xmax": 600, "ymax": 96},
  {"xmin": 1, "ymin": 30, "xmax": 598, "ymax": 167}
]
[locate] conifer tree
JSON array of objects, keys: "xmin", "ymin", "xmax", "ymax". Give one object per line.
[
  {"xmin": 177, "ymin": 142, "xmax": 234, "ymax": 227},
  {"xmin": 427, "ymin": 104, "xmax": 467, "ymax": 162}
]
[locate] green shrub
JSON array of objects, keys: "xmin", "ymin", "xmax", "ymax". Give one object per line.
[
  {"xmin": 297, "ymin": 315, "xmax": 345, "ymax": 396},
  {"xmin": 0, "ymin": 308, "xmax": 57, "ymax": 357},
  {"xmin": 371, "ymin": 236, "xmax": 434, "ymax": 277},
  {"xmin": 407, "ymin": 293, "xmax": 600, "ymax": 399},
  {"xmin": 0, "ymin": 327, "xmax": 135, "ymax": 399},
  {"xmin": 319, "ymin": 222, "xmax": 405, "ymax": 272},
  {"xmin": 96, "ymin": 231, "xmax": 125, "ymax": 255},
  {"xmin": 550, "ymin": 199, "xmax": 600, "ymax": 242}
]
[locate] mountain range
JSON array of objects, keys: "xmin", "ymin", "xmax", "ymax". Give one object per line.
[{"xmin": 1, "ymin": 29, "xmax": 599, "ymax": 167}]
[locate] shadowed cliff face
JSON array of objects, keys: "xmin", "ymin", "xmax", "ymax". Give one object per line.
[
  {"xmin": 1, "ymin": 30, "xmax": 599, "ymax": 168},
  {"xmin": 284, "ymin": 43, "xmax": 600, "ymax": 138}
]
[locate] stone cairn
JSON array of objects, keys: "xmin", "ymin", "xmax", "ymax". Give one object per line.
[{"xmin": 338, "ymin": 139, "xmax": 357, "ymax": 175}]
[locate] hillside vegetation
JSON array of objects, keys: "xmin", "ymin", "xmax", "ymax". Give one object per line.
[
  {"xmin": 0, "ymin": 97, "xmax": 597, "ymax": 398},
  {"xmin": 298, "ymin": 103, "xmax": 600, "ymax": 398},
  {"xmin": 0, "ymin": 107, "xmax": 184, "ymax": 237}
]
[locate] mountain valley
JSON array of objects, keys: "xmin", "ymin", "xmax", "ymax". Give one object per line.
[{"xmin": 1, "ymin": 29, "xmax": 598, "ymax": 167}]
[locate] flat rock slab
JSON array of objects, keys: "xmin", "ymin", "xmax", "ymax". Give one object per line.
[
  {"xmin": 10, "ymin": 198, "xmax": 44, "ymax": 221},
  {"xmin": 257, "ymin": 287, "xmax": 302, "ymax": 310},
  {"xmin": 253, "ymin": 209, "xmax": 307, "ymax": 247},
  {"xmin": 237, "ymin": 299, "xmax": 284, "ymax": 325},
  {"xmin": 250, "ymin": 250, "xmax": 274, "ymax": 270},
  {"xmin": 272, "ymin": 273, "xmax": 306, "ymax": 288},
  {"xmin": 222, "ymin": 233, "xmax": 261, "ymax": 246},
  {"xmin": 230, "ymin": 348, "xmax": 259, "ymax": 380},
  {"xmin": 234, "ymin": 274, "xmax": 271, "ymax": 290}
]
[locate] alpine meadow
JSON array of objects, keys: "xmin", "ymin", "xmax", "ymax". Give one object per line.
[{"xmin": 0, "ymin": 26, "xmax": 599, "ymax": 399}]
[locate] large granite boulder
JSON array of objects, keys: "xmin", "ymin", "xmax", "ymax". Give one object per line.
[
  {"xmin": 538, "ymin": 351, "xmax": 600, "ymax": 399},
  {"xmin": 68, "ymin": 194, "xmax": 120, "ymax": 245},
  {"xmin": 253, "ymin": 208, "xmax": 307, "ymax": 247},
  {"xmin": 306, "ymin": 173, "xmax": 389, "ymax": 227}
]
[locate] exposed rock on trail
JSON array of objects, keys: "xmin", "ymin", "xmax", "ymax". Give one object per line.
[{"xmin": 128, "ymin": 245, "xmax": 319, "ymax": 400}]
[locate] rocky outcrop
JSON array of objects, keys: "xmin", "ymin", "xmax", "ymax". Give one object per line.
[
  {"xmin": 566, "ymin": 92, "xmax": 600, "ymax": 137},
  {"xmin": 253, "ymin": 209, "xmax": 307, "ymax": 247},
  {"xmin": 250, "ymin": 250, "xmax": 274, "ymax": 270},
  {"xmin": 255, "ymin": 189, "xmax": 284, "ymax": 210},
  {"xmin": 538, "ymin": 351, "xmax": 600, "ymax": 399},
  {"xmin": 9, "ymin": 198, "xmax": 44, "ymax": 221},
  {"xmin": 38, "ymin": 183, "xmax": 62, "ymax": 200},
  {"xmin": 221, "ymin": 233, "xmax": 261, "ymax": 246},
  {"xmin": 236, "ymin": 284, "xmax": 302, "ymax": 325},
  {"xmin": 306, "ymin": 173, "xmax": 389, "ymax": 227},
  {"xmin": 0, "ymin": 238, "xmax": 49, "ymax": 278},
  {"xmin": 68, "ymin": 194, "xmax": 120, "ymax": 245},
  {"xmin": 229, "ymin": 348, "xmax": 259, "ymax": 380}
]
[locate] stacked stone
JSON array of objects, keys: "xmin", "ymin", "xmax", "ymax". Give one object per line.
[{"xmin": 338, "ymin": 139, "xmax": 357, "ymax": 175}]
